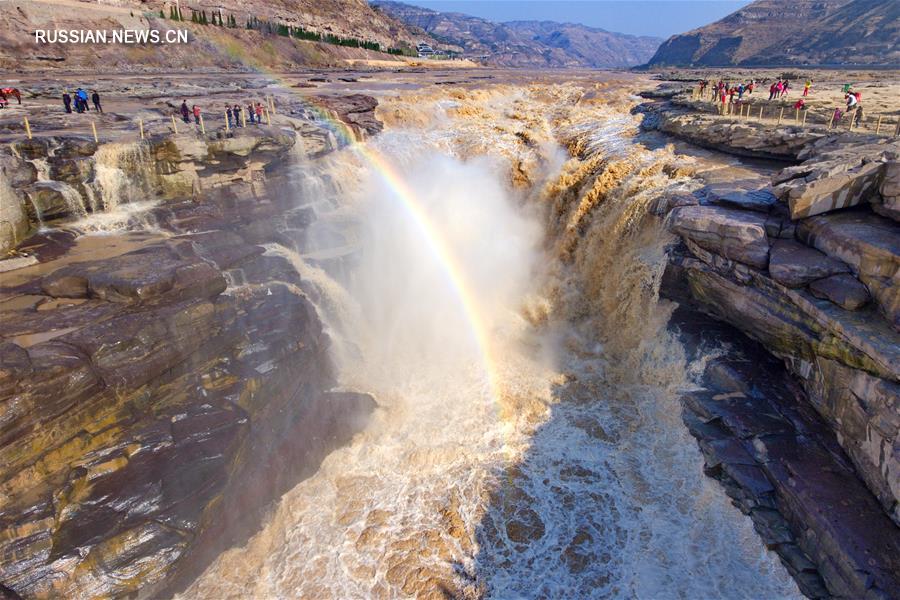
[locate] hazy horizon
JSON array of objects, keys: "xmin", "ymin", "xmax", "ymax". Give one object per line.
[{"xmin": 386, "ymin": 0, "xmax": 753, "ymax": 38}]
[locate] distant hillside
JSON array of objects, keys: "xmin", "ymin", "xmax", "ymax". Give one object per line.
[
  {"xmin": 0, "ymin": 0, "xmax": 444, "ymax": 72},
  {"xmin": 372, "ymin": 1, "xmax": 661, "ymax": 68},
  {"xmin": 647, "ymin": 0, "xmax": 900, "ymax": 67}
]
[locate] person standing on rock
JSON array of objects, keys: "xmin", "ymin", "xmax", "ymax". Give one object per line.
[
  {"xmin": 76, "ymin": 88, "xmax": 89, "ymax": 112},
  {"xmin": 91, "ymin": 91, "xmax": 102, "ymax": 113},
  {"xmin": 247, "ymin": 102, "xmax": 255, "ymax": 124},
  {"xmin": 62, "ymin": 91, "xmax": 72, "ymax": 114},
  {"xmin": 255, "ymin": 102, "xmax": 264, "ymax": 124},
  {"xmin": 803, "ymin": 79, "xmax": 812, "ymax": 97},
  {"xmin": 226, "ymin": 105, "xmax": 234, "ymax": 128},
  {"xmin": 181, "ymin": 100, "xmax": 191, "ymax": 124},
  {"xmin": 233, "ymin": 104, "xmax": 243, "ymax": 126},
  {"xmin": 768, "ymin": 82, "xmax": 777, "ymax": 101},
  {"xmin": 192, "ymin": 104, "xmax": 201, "ymax": 124}
]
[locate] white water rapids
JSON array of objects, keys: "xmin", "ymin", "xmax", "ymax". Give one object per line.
[{"xmin": 183, "ymin": 88, "xmax": 802, "ymax": 599}]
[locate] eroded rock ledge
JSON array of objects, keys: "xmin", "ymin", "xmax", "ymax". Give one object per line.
[
  {"xmin": 0, "ymin": 98, "xmax": 382, "ymax": 598},
  {"xmin": 644, "ymin": 91, "xmax": 900, "ymax": 598}
]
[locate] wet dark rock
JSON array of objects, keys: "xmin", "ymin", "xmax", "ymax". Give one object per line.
[
  {"xmin": 808, "ymin": 273, "xmax": 871, "ymax": 310},
  {"xmin": 41, "ymin": 243, "xmax": 227, "ymax": 305},
  {"xmin": 0, "ymin": 342, "xmax": 31, "ymax": 398},
  {"xmin": 768, "ymin": 239, "xmax": 850, "ymax": 288},
  {"xmin": 23, "ymin": 182, "xmax": 80, "ymax": 221},
  {"xmin": 671, "ymin": 308, "xmax": 900, "ymax": 600},
  {"xmin": 699, "ymin": 180, "xmax": 778, "ymax": 213}
]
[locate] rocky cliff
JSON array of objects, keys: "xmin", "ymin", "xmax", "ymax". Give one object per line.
[
  {"xmin": 0, "ymin": 100, "xmax": 381, "ymax": 598},
  {"xmin": 0, "ymin": 0, "xmax": 441, "ymax": 72},
  {"xmin": 646, "ymin": 0, "xmax": 900, "ymax": 67},
  {"xmin": 637, "ymin": 90, "xmax": 900, "ymax": 598},
  {"xmin": 372, "ymin": 1, "xmax": 661, "ymax": 67}
]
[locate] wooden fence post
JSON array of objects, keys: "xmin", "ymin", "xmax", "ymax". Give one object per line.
[
  {"xmin": 270, "ymin": 96, "xmax": 276, "ymax": 114},
  {"xmin": 241, "ymin": 109, "xmax": 247, "ymax": 128},
  {"xmin": 139, "ymin": 118, "xmax": 145, "ymax": 140},
  {"xmin": 23, "ymin": 116, "xmax": 32, "ymax": 140},
  {"xmin": 171, "ymin": 115, "xmax": 178, "ymax": 134},
  {"xmin": 795, "ymin": 108, "xmax": 800, "ymax": 123},
  {"xmin": 875, "ymin": 115, "xmax": 882, "ymax": 135},
  {"xmin": 265, "ymin": 108, "xmax": 270, "ymax": 125},
  {"xmin": 225, "ymin": 111, "xmax": 230, "ymax": 132},
  {"xmin": 91, "ymin": 121, "xmax": 98, "ymax": 143},
  {"xmin": 894, "ymin": 119, "xmax": 899, "ymax": 137},
  {"xmin": 199, "ymin": 114, "xmax": 206, "ymax": 135},
  {"xmin": 802, "ymin": 110, "xmax": 808, "ymax": 127},
  {"xmin": 828, "ymin": 112, "xmax": 835, "ymax": 130},
  {"xmin": 777, "ymin": 107, "xmax": 784, "ymax": 125},
  {"xmin": 759, "ymin": 106, "xmax": 764, "ymax": 120}
]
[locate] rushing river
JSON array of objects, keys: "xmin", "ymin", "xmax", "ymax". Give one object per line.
[{"xmin": 182, "ymin": 83, "xmax": 801, "ymax": 599}]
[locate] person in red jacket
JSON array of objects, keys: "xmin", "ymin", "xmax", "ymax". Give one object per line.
[
  {"xmin": 192, "ymin": 104, "xmax": 201, "ymax": 124},
  {"xmin": 255, "ymin": 102, "xmax": 264, "ymax": 124},
  {"xmin": 1, "ymin": 88, "xmax": 21, "ymax": 104}
]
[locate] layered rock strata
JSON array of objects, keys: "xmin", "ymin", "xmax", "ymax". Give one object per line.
[
  {"xmin": 643, "ymin": 91, "xmax": 900, "ymax": 597},
  {"xmin": 0, "ymin": 100, "xmax": 381, "ymax": 598},
  {"xmin": 669, "ymin": 307, "xmax": 900, "ymax": 600}
]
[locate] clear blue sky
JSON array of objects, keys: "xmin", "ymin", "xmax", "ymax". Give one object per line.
[{"xmin": 399, "ymin": 0, "xmax": 753, "ymax": 38}]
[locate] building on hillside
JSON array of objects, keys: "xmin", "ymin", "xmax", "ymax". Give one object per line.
[{"xmin": 416, "ymin": 42, "xmax": 435, "ymax": 58}]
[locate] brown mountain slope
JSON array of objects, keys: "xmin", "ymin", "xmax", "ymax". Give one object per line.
[
  {"xmin": 372, "ymin": 1, "xmax": 661, "ymax": 68},
  {"xmin": 0, "ymin": 0, "xmax": 442, "ymax": 72},
  {"xmin": 647, "ymin": 0, "xmax": 900, "ymax": 67}
]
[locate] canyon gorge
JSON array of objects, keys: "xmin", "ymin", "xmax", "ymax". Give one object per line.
[{"xmin": 0, "ymin": 70, "xmax": 898, "ymax": 600}]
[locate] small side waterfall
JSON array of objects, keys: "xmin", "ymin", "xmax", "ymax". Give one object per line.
[{"xmin": 91, "ymin": 142, "xmax": 153, "ymax": 212}]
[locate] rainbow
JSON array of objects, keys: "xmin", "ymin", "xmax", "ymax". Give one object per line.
[
  {"xmin": 352, "ymin": 144, "xmax": 503, "ymax": 406},
  {"xmin": 226, "ymin": 60, "xmax": 505, "ymax": 411}
]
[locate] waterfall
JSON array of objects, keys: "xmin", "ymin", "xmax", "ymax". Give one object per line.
[
  {"xmin": 91, "ymin": 142, "xmax": 153, "ymax": 212},
  {"xmin": 67, "ymin": 143, "xmax": 158, "ymax": 234},
  {"xmin": 184, "ymin": 86, "xmax": 801, "ymax": 599}
]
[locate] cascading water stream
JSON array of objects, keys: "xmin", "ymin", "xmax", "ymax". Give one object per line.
[
  {"xmin": 70, "ymin": 142, "xmax": 159, "ymax": 233},
  {"xmin": 183, "ymin": 89, "xmax": 801, "ymax": 599}
]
